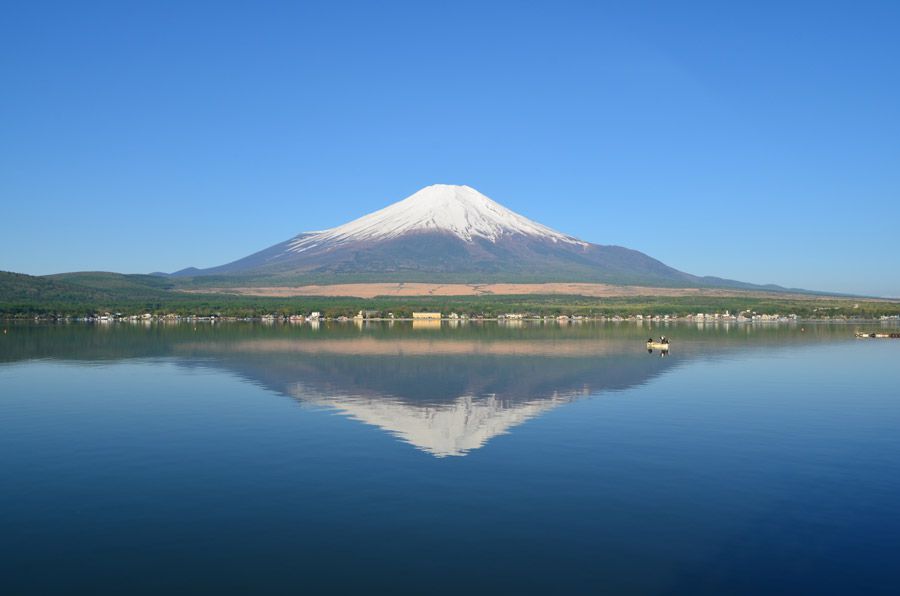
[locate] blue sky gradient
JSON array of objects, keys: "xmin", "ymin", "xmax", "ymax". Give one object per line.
[{"xmin": 2, "ymin": 1, "xmax": 898, "ymax": 295}]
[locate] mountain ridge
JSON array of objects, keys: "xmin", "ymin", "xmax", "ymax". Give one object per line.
[{"xmin": 170, "ymin": 184, "xmax": 782, "ymax": 291}]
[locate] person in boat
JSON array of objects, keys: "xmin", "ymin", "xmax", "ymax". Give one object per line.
[{"xmin": 660, "ymin": 336, "xmax": 668, "ymax": 344}]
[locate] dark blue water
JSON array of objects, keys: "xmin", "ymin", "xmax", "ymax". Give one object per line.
[{"xmin": 1, "ymin": 323, "xmax": 899, "ymax": 594}]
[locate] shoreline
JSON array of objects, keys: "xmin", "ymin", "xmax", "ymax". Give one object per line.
[{"xmin": 5, "ymin": 315, "xmax": 900, "ymax": 324}]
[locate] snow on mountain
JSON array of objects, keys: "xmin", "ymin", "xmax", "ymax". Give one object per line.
[
  {"xmin": 285, "ymin": 184, "xmax": 586, "ymax": 253},
  {"xmin": 172, "ymin": 182, "xmax": 772, "ymax": 290},
  {"xmin": 293, "ymin": 389, "xmax": 574, "ymax": 457}
]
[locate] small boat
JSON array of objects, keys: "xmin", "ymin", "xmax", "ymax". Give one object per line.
[
  {"xmin": 855, "ymin": 332, "xmax": 900, "ymax": 339},
  {"xmin": 647, "ymin": 341, "xmax": 670, "ymax": 350}
]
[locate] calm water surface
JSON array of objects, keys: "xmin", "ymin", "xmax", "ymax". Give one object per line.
[{"xmin": 2, "ymin": 322, "xmax": 899, "ymax": 594}]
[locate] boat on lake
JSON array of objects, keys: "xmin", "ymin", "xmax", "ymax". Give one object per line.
[
  {"xmin": 647, "ymin": 340, "xmax": 670, "ymax": 350},
  {"xmin": 855, "ymin": 332, "xmax": 900, "ymax": 339}
]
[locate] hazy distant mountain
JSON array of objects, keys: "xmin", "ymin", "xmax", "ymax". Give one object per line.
[{"xmin": 173, "ymin": 184, "xmax": 774, "ymax": 288}]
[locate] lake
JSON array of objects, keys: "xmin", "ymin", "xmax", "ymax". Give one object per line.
[{"xmin": 2, "ymin": 321, "xmax": 899, "ymax": 594}]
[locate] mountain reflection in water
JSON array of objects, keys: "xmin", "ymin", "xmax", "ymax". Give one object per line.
[
  {"xmin": 0, "ymin": 321, "xmax": 857, "ymax": 456},
  {"xmin": 187, "ymin": 337, "xmax": 674, "ymax": 456},
  {"xmin": 4, "ymin": 321, "xmax": 900, "ymax": 594}
]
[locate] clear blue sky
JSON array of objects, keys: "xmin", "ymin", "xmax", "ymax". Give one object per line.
[{"xmin": 2, "ymin": 1, "xmax": 898, "ymax": 296}]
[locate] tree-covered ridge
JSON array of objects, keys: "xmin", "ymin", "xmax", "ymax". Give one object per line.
[{"xmin": 1, "ymin": 270, "xmax": 899, "ymax": 319}]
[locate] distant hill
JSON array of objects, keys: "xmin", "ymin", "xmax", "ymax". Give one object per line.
[
  {"xmin": 169, "ymin": 184, "xmax": 789, "ymax": 291},
  {"xmin": 46, "ymin": 271, "xmax": 176, "ymax": 293},
  {"xmin": 0, "ymin": 271, "xmax": 119, "ymax": 303},
  {"xmin": 0, "ymin": 271, "xmax": 175, "ymax": 312}
]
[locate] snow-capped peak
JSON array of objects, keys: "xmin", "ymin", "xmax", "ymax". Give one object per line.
[{"xmin": 287, "ymin": 184, "xmax": 585, "ymax": 253}]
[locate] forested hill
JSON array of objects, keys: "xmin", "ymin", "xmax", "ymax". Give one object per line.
[{"xmin": 0, "ymin": 271, "xmax": 174, "ymax": 310}]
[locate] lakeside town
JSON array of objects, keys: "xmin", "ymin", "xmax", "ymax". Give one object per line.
[{"xmin": 13, "ymin": 310, "xmax": 900, "ymax": 324}]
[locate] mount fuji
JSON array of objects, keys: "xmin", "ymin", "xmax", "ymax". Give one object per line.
[{"xmin": 173, "ymin": 184, "xmax": 768, "ymax": 289}]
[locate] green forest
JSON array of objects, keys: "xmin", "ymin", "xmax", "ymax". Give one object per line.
[{"xmin": 2, "ymin": 271, "xmax": 899, "ymax": 319}]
